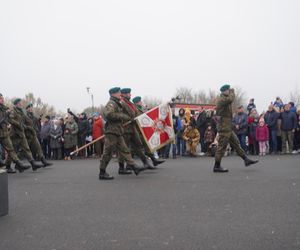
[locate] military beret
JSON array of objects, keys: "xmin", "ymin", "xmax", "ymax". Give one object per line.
[
  {"xmin": 121, "ymin": 88, "xmax": 131, "ymax": 94},
  {"xmin": 13, "ymin": 98, "xmax": 22, "ymax": 105},
  {"xmin": 45, "ymin": 115, "xmax": 50, "ymax": 120},
  {"xmin": 26, "ymin": 103, "xmax": 33, "ymax": 109},
  {"xmin": 0, "ymin": 93, "xmax": 3, "ymax": 97},
  {"xmin": 109, "ymin": 87, "xmax": 121, "ymax": 95},
  {"xmin": 132, "ymin": 96, "xmax": 142, "ymax": 104},
  {"xmin": 220, "ymin": 84, "xmax": 230, "ymax": 92},
  {"xmin": 238, "ymin": 105, "xmax": 244, "ymax": 109}
]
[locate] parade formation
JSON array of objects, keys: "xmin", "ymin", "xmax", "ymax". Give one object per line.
[{"xmin": 1, "ymin": 84, "xmax": 300, "ymax": 181}]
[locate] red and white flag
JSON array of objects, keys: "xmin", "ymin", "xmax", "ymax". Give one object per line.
[{"xmin": 135, "ymin": 104, "xmax": 175, "ymax": 153}]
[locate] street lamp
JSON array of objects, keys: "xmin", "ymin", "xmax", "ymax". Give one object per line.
[{"xmin": 86, "ymin": 87, "xmax": 94, "ymax": 113}]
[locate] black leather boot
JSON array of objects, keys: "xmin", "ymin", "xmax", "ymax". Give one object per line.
[
  {"xmin": 6, "ymin": 164, "xmax": 16, "ymax": 174},
  {"xmin": 150, "ymin": 155, "xmax": 165, "ymax": 166},
  {"xmin": 15, "ymin": 161, "xmax": 30, "ymax": 172},
  {"xmin": 99, "ymin": 169, "xmax": 114, "ymax": 180},
  {"xmin": 244, "ymin": 157, "xmax": 259, "ymax": 167},
  {"xmin": 118, "ymin": 162, "xmax": 132, "ymax": 175},
  {"xmin": 143, "ymin": 158, "xmax": 156, "ymax": 170},
  {"xmin": 127, "ymin": 163, "xmax": 147, "ymax": 176},
  {"xmin": 41, "ymin": 157, "xmax": 53, "ymax": 167},
  {"xmin": 30, "ymin": 160, "xmax": 43, "ymax": 171},
  {"xmin": 213, "ymin": 161, "xmax": 229, "ymax": 173}
]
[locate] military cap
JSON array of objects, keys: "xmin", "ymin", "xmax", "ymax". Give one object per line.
[
  {"xmin": 109, "ymin": 87, "xmax": 121, "ymax": 95},
  {"xmin": 26, "ymin": 102, "xmax": 33, "ymax": 109},
  {"xmin": 121, "ymin": 88, "xmax": 131, "ymax": 94},
  {"xmin": 13, "ymin": 98, "xmax": 22, "ymax": 105},
  {"xmin": 220, "ymin": 84, "xmax": 230, "ymax": 92},
  {"xmin": 132, "ymin": 96, "xmax": 142, "ymax": 104}
]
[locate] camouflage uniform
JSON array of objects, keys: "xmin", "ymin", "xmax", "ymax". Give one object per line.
[
  {"xmin": 118, "ymin": 97, "xmax": 148, "ymax": 164},
  {"xmin": 0, "ymin": 104, "xmax": 20, "ymax": 163},
  {"xmin": 100, "ymin": 96, "xmax": 135, "ymax": 171},
  {"xmin": 24, "ymin": 112, "xmax": 44, "ymax": 160},
  {"xmin": 215, "ymin": 89, "xmax": 246, "ymax": 163},
  {"xmin": 5, "ymin": 106, "xmax": 35, "ymax": 165}
]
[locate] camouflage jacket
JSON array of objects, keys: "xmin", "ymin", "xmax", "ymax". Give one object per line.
[
  {"xmin": 24, "ymin": 113, "xmax": 38, "ymax": 139},
  {"xmin": 0, "ymin": 104, "xmax": 10, "ymax": 138},
  {"xmin": 103, "ymin": 97, "xmax": 131, "ymax": 136},
  {"xmin": 8, "ymin": 107, "xmax": 27, "ymax": 138},
  {"xmin": 26, "ymin": 111, "xmax": 41, "ymax": 135},
  {"xmin": 121, "ymin": 98, "xmax": 138, "ymax": 134},
  {"xmin": 216, "ymin": 90, "xmax": 235, "ymax": 133}
]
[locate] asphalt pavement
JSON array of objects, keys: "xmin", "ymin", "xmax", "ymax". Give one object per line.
[{"xmin": 0, "ymin": 155, "xmax": 299, "ymax": 250}]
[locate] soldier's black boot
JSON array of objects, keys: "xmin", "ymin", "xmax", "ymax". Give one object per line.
[
  {"xmin": 213, "ymin": 161, "xmax": 229, "ymax": 173},
  {"xmin": 150, "ymin": 155, "xmax": 165, "ymax": 167},
  {"xmin": 30, "ymin": 160, "xmax": 43, "ymax": 171},
  {"xmin": 0, "ymin": 158, "xmax": 5, "ymax": 167},
  {"xmin": 5, "ymin": 164, "xmax": 16, "ymax": 174},
  {"xmin": 41, "ymin": 157, "xmax": 53, "ymax": 167},
  {"xmin": 118, "ymin": 162, "xmax": 132, "ymax": 175},
  {"xmin": 243, "ymin": 156, "xmax": 259, "ymax": 167},
  {"xmin": 15, "ymin": 161, "xmax": 30, "ymax": 173},
  {"xmin": 127, "ymin": 163, "xmax": 147, "ymax": 176},
  {"xmin": 99, "ymin": 169, "xmax": 114, "ymax": 180},
  {"xmin": 143, "ymin": 158, "xmax": 156, "ymax": 170}
]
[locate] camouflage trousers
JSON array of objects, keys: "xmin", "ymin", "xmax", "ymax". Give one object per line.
[
  {"xmin": 215, "ymin": 131, "xmax": 246, "ymax": 163},
  {"xmin": 100, "ymin": 134, "xmax": 135, "ymax": 171},
  {"xmin": 26, "ymin": 135, "xmax": 44, "ymax": 160},
  {"xmin": 119, "ymin": 132, "xmax": 147, "ymax": 164},
  {"xmin": 6, "ymin": 135, "xmax": 34, "ymax": 165},
  {"xmin": 0, "ymin": 136, "xmax": 19, "ymax": 163}
]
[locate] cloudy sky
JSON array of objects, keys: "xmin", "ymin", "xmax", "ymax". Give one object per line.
[{"xmin": 1, "ymin": 0, "xmax": 299, "ymax": 112}]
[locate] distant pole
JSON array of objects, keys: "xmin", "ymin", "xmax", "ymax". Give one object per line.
[{"xmin": 86, "ymin": 87, "xmax": 94, "ymax": 113}]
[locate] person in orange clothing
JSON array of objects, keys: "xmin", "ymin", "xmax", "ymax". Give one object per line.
[{"xmin": 92, "ymin": 112, "xmax": 104, "ymax": 157}]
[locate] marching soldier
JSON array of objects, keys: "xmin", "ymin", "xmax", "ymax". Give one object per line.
[
  {"xmin": 25, "ymin": 103, "xmax": 53, "ymax": 167},
  {"xmin": 99, "ymin": 87, "xmax": 147, "ymax": 180},
  {"xmin": 0, "ymin": 94, "xmax": 30, "ymax": 173},
  {"xmin": 118, "ymin": 88, "xmax": 154, "ymax": 175},
  {"xmin": 5, "ymin": 98, "xmax": 43, "ymax": 171},
  {"xmin": 214, "ymin": 85, "xmax": 258, "ymax": 172},
  {"xmin": 132, "ymin": 96, "xmax": 165, "ymax": 166}
]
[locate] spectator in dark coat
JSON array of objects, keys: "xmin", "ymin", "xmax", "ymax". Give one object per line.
[
  {"xmin": 176, "ymin": 108, "xmax": 186, "ymax": 156},
  {"xmin": 264, "ymin": 105, "xmax": 280, "ymax": 154},
  {"xmin": 67, "ymin": 109, "xmax": 90, "ymax": 157},
  {"xmin": 50, "ymin": 119, "xmax": 63, "ymax": 160},
  {"xmin": 196, "ymin": 106, "xmax": 207, "ymax": 153},
  {"xmin": 40, "ymin": 115, "xmax": 51, "ymax": 159},
  {"xmin": 248, "ymin": 109, "xmax": 259, "ymax": 155},
  {"xmin": 293, "ymin": 109, "xmax": 300, "ymax": 153},
  {"xmin": 247, "ymin": 98, "xmax": 256, "ymax": 114},
  {"xmin": 280, "ymin": 104, "xmax": 297, "ymax": 154},
  {"xmin": 232, "ymin": 106, "xmax": 248, "ymax": 152},
  {"xmin": 274, "ymin": 97, "xmax": 284, "ymax": 109}
]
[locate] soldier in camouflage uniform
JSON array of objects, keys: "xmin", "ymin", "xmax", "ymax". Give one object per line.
[
  {"xmin": 5, "ymin": 98, "xmax": 43, "ymax": 171},
  {"xmin": 132, "ymin": 96, "xmax": 165, "ymax": 166},
  {"xmin": 99, "ymin": 87, "xmax": 147, "ymax": 180},
  {"xmin": 25, "ymin": 103, "xmax": 52, "ymax": 167},
  {"xmin": 118, "ymin": 88, "xmax": 154, "ymax": 175},
  {"xmin": 214, "ymin": 85, "xmax": 258, "ymax": 172},
  {"xmin": 0, "ymin": 94, "xmax": 30, "ymax": 173}
]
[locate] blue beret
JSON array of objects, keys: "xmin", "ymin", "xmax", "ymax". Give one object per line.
[
  {"xmin": 109, "ymin": 87, "xmax": 121, "ymax": 95},
  {"xmin": 220, "ymin": 84, "xmax": 230, "ymax": 92},
  {"xmin": 26, "ymin": 103, "xmax": 33, "ymax": 109},
  {"xmin": 132, "ymin": 96, "xmax": 142, "ymax": 104},
  {"xmin": 121, "ymin": 88, "xmax": 131, "ymax": 94},
  {"xmin": 13, "ymin": 98, "xmax": 22, "ymax": 105}
]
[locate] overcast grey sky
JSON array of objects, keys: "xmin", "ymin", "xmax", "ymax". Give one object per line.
[{"xmin": 1, "ymin": 0, "xmax": 299, "ymax": 112}]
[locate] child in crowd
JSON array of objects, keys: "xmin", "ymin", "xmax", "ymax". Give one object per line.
[
  {"xmin": 256, "ymin": 118, "xmax": 269, "ymax": 156},
  {"xmin": 204, "ymin": 125, "xmax": 216, "ymax": 156}
]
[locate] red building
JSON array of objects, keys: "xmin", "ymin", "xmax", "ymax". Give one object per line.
[{"xmin": 173, "ymin": 103, "xmax": 216, "ymax": 115}]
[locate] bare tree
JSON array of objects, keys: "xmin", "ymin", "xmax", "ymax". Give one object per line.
[
  {"xmin": 289, "ymin": 87, "xmax": 300, "ymax": 107},
  {"xmin": 175, "ymin": 87, "xmax": 193, "ymax": 103},
  {"xmin": 143, "ymin": 96, "xmax": 162, "ymax": 109}
]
